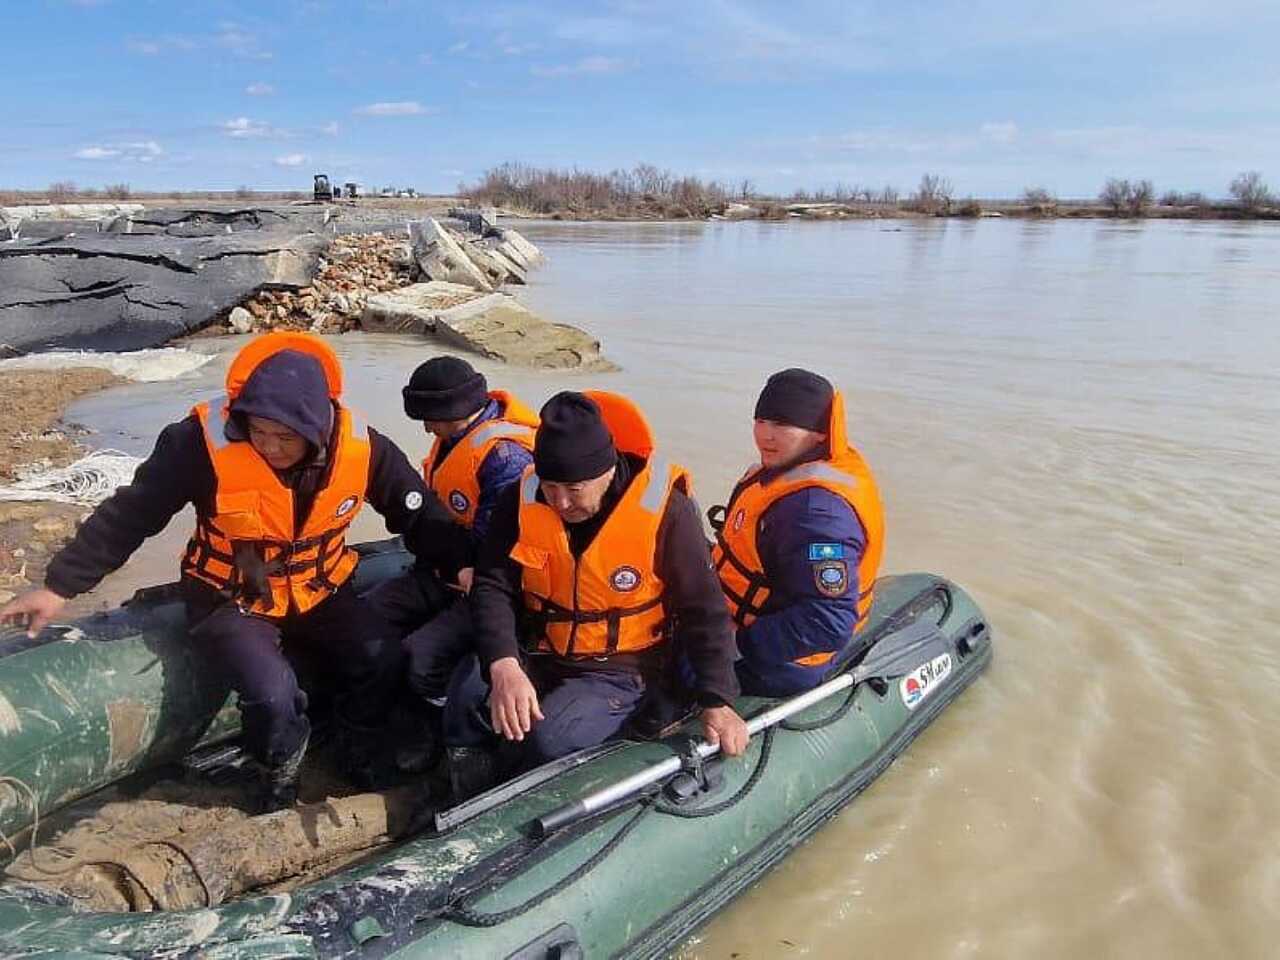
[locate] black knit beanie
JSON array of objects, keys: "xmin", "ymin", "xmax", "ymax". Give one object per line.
[
  {"xmin": 227, "ymin": 349, "xmax": 333, "ymax": 449},
  {"xmin": 754, "ymin": 368, "xmax": 834, "ymax": 432},
  {"xmin": 534, "ymin": 392, "xmax": 617, "ymax": 482},
  {"xmin": 402, "ymin": 355, "xmax": 488, "ymax": 421}
]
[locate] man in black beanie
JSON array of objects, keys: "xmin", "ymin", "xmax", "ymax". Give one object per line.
[
  {"xmin": 2, "ymin": 333, "xmax": 470, "ymax": 810},
  {"xmin": 366, "ymin": 355, "xmax": 537, "ymax": 774},
  {"xmin": 440, "ymin": 390, "xmax": 747, "ymax": 799},
  {"xmin": 708, "ymin": 369, "xmax": 885, "ymax": 697}
]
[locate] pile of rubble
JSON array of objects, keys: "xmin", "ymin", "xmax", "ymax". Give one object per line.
[
  {"xmin": 223, "ymin": 216, "xmax": 544, "ymax": 336},
  {"xmin": 227, "ymin": 233, "xmax": 414, "ymax": 335}
]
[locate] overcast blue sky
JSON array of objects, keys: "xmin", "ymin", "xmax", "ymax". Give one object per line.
[{"xmin": 7, "ymin": 0, "xmax": 1280, "ymax": 197}]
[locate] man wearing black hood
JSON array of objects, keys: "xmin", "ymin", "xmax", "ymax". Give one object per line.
[{"xmin": 1, "ymin": 333, "xmax": 468, "ymax": 810}]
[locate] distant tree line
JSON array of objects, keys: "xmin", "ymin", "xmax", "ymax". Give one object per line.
[{"xmin": 4, "ymin": 169, "xmax": 1274, "ymax": 220}]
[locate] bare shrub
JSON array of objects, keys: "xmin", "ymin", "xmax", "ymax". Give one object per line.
[
  {"xmin": 1161, "ymin": 190, "xmax": 1208, "ymax": 208},
  {"xmin": 1229, "ymin": 171, "xmax": 1271, "ymax": 211},
  {"xmin": 461, "ymin": 162, "xmax": 729, "ymax": 218},
  {"xmin": 909, "ymin": 173, "xmax": 953, "ymax": 214},
  {"xmin": 1127, "ymin": 179, "xmax": 1154, "ymax": 215},
  {"xmin": 103, "ymin": 183, "xmax": 131, "ymax": 200},
  {"xmin": 47, "ymin": 181, "xmax": 78, "ymax": 200},
  {"xmin": 1023, "ymin": 186, "xmax": 1057, "ymax": 214},
  {"xmin": 956, "ymin": 197, "xmax": 982, "ymax": 217},
  {"xmin": 1099, "ymin": 178, "xmax": 1153, "ymax": 216}
]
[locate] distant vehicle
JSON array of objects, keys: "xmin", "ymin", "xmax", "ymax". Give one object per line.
[
  {"xmin": 313, "ymin": 174, "xmax": 333, "ymax": 201},
  {"xmin": 333, "ymin": 185, "xmax": 342, "ymax": 199},
  {"xmin": 344, "ymin": 182, "xmax": 359, "ymax": 200}
]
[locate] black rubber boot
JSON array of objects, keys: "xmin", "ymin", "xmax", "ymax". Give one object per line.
[
  {"xmin": 255, "ymin": 726, "xmax": 309, "ymax": 814},
  {"xmin": 337, "ymin": 716, "xmax": 391, "ymax": 791},
  {"xmin": 395, "ymin": 702, "xmax": 443, "ymax": 775},
  {"xmin": 447, "ymin": 746, "xmax": 499, "ymax": 802}
]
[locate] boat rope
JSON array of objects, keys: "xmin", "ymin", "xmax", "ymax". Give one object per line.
[
  {"xmin": 778, "ymin": 679, "xmax": 860, "ymax": 731},
  {"xmin": 442, "ymin": 801, "xmax": 653, "ymax": 927},
  {"xmin": 654, "ymin": 725, "xmax": 776, "ymax": 818}
]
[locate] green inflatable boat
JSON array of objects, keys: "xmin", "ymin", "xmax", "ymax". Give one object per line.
[{"xmin": 0, "ymin": 541, "xmax": 992, "ymax": 959}]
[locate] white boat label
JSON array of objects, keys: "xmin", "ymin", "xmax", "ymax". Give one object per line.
[{"xmin": 899, "ymin": 652, "xmax": 953, "ymax": 710}]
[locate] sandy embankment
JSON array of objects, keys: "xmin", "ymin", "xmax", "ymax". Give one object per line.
[{"xmin": 0, "ymin": 369, "xmax": 120, "ymax": 609}]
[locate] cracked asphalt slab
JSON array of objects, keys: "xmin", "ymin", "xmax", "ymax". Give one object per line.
[{"xmin": 0, "ymin": 230, "xmax": 329, "ymax": 354}]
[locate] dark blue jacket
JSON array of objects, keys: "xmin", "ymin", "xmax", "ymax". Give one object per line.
[
  {"xmin": 735, "ymin": 485, "xmax": 867, "ymax": 697},
  {"xmin": 430, "ymin": 399, "xmax": 533, "ymax": 549}
]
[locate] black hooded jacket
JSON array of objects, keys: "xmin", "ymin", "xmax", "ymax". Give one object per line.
[{"xmin": 45, "ymin": 358, "xmax": 468, "ymax": 602}]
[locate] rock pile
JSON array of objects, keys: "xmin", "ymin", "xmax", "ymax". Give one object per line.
[
  {"xmin": 227, "ymin": 233, "xmax": 415, "ymax": 335},
  {"xmin": 224, "ymin": 217, "xmax": 547, "ymax": 337}
]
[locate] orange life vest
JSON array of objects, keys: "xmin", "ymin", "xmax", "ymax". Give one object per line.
[
  {"xmin": 422, "ymin": 390, "xmax": 538, "ymax": 528},
  {"xmin": 712, "ymin": 389, "xmax": 884, "ymax": 667},
  {"xmin": 180, "ymin": 332, "xmax": 371, "ymax": 618},
  {"xmin": 510, "ymin": 391, "xmax": 690, "ymax": 659}
]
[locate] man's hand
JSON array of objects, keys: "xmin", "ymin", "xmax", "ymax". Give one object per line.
[
  {"xmin": 489, "ymin": 657, "xmax": 543, "ymax": 742},
  {"xmin": 700, "ymin": 704, "xmax": 749, "ymax": 757},
  {"xmin": 451, "ymin": 567, "xmax": 474, "ymax": 594},
  {"xmin": 0, "ymin": 588, "xmax": 69, "ymax": 639}
]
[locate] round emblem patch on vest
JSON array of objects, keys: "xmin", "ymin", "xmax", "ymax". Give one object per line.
[
  {"xmin": 610, "ymin": 565, "xmax": 642, "ymax": 592},
  {"xmin": 404, "ymin": 491, "xmax": 423, "ymax": 510},
  {"xmin": 448, "ymin": 490, "xmax": 470, "ymax": 514},
  {"xmin": 732, "ymin": 508, "xmax": 746, "ymax": 532},
  {"xmin": 813, "ymin": 559, "xmax": 849, "ymax": 597},
  {"xmin": 335, "ymin": 495, "xmax": 359, "ymax": 518}
]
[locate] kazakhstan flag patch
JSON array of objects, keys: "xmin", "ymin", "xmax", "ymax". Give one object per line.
[{"xmin": 807, "ymin": 542, "xmax": 845, "ymax": 561}]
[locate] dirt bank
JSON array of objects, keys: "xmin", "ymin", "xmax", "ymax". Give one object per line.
[{"xmin": 0, "ymin": 369, "xmax": 119, "ymax": 608}]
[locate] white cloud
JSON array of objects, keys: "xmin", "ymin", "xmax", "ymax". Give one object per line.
[
  {"xmin": 981, "ymin": 121, "xmax": 1019, "ymax": 144},
  {"xmin": 553, "ymin": 17, "xmax": 657, "ymax": 45},
  {"xmin": 215, "ymin": 22, "xmax": 272, "ymax": 60},
  {"xmin": 418, "ymin": 52, "xmax": 434, "ymax": 65},
  {"xmin": 448, "ymin": 40, "xmax": 470, "ymax": 54},
  {"xmin": 126, "ymin": 35, "xmax": 195, "ymax": 56},
  {"xmin": 531, "ymin": 55, "xmax": 623, "ymax": 77},
  {"xmin": 274, "ymin": 153, "xmax": 308, "ymax": 167},
  {"xmin": 353, "ymin": 101, "xmax": 434, "ymax": 116},
  {"xmin": 73, "ymin": 140, "xmax": 163, "ymax": 162},
  {"xmin": 128, "ymin": 40, "xmax": 161, "ymax": 55},
  {"xmin": 222, "ymin": 116, "xmax": 273, "ymax": 138},
  {"xmin": 246, "ymin": 82, "xmax": 275, "ymax": 96},
  {"xmin": 321, "ymin": 121, "xmax": 340, "ymax": 136}
]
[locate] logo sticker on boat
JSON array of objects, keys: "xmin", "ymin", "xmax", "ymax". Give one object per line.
[{"xmin": 900, "ymin": 652, "xmax": 953, "ymax": 710}]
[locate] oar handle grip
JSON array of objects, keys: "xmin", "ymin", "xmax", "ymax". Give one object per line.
[{"xmin": 534, "ymin": 800, "xmax": 588, "ymax": 838}]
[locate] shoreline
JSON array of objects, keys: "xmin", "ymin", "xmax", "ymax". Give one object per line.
[{"xmin": 0, "ymin": 369, "xmax": 124, "ymax": 611}]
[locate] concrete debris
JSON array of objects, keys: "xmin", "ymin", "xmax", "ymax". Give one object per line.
[
  {"xmin": 409, "ymin": 218, "xmax": 494, "ymax": 292},
  {"xmin": 364, "ymin": 281, "xmax": 615, "ymax": 370}
]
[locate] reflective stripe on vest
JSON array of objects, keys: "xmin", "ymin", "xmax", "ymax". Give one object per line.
[
  {"xmin": 423, "ymin": 396, "xmax": 537, "ymax": 529},
  {"xmin": 711, "ymin": 405, "xmax": 884, "ymax": 669},
  {"xmin": 181, "ymin": 397, "xmax": 371, "ymax": 618},
  {"xmin": 509, "ymin": 394, "xmax": 688, "ymax": 660}
]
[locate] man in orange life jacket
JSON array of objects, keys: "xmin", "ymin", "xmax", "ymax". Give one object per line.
[
  {"xmin": 710, "ymin": 369, "xmax": 885, "ymax": 697},
  {"xmin": 0, "ymin": 333, "xmax": 468, "ymax": 811},
  {"xmin": 365, "ymin": 356, "xmax": 536, "ymax": 773},
  {"xmin": 443, "ymin": 391, "xmax": 748, "ymax": 797}
]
